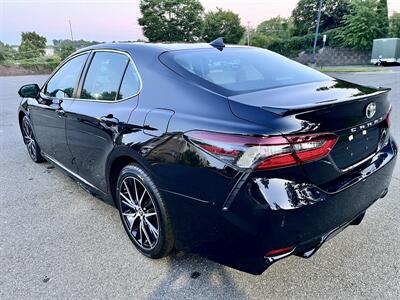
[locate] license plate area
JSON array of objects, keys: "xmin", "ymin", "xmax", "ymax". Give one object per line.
[{"xmin": 330, "ymin": 125, "xmax": 381, "ymax": 169}]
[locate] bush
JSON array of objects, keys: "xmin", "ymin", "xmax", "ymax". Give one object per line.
[
  {"xmin": 266, "ymin": 34, "xmax": 322, "ymax": 57},
  {"xmin": 249, "ymin": 27, "xmax": 342, "ymax": 58},
  {"xmin": 17, "ymin": 56, "xmax": 61, "ymax": 72},
  {"xmin": 323, "ymin": 28, "xmax": 342, "ymax": 48},
  {"xmin": 247, "ymin": 32, "xmax": 276, "ymax": 48},
  {"xmin": 59, "ymin": 44, "xmax": 76, "ymax": 61},
  {"xmin": 0, "ymin": 42, "xmax": 17, "ymax": 62}
]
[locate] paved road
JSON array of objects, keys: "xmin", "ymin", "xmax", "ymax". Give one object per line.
[{"xmin": 0, "ymin": 72, "xmax": 399, "ymax": 300}]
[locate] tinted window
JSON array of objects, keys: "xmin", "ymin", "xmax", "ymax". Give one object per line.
[
  {"xmin": 117, "ymin": 63, "xmax": 141, "ymax": 100},
  {"xmin": 45, "ymin": 53, "xmax": 88, "ymax": 98},
  {"xmin": 81, "ymin": 52, "xmax": 129, "ymax": 101},
  {"xmin": 161, "ymin": 48, "xmax": 331, "ymax": 94}
]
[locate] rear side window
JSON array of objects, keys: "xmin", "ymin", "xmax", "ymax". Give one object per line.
[
  {"xmin": 45, "ymin": 53, "xmax": 88, "ymax": 98},
  {"xmin": 160, "ymin": 48, "xmax": 331, "ymax": 95},
  {"xmin": 117, "ymin": 63, "xmax": 141, "ymax": 100},
  {"xmin": 81, "ymin": 52, "xmax": 129, "ymax": 101}
]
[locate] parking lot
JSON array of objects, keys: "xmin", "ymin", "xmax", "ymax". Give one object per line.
[{"xmin": 1, "ymin": 70, "xmax": 399, "ymax": 299}]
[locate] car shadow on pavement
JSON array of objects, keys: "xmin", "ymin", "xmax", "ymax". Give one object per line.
[{"xmin": 147, "ymin": 251, "xmax": 246, "ymax": 299}]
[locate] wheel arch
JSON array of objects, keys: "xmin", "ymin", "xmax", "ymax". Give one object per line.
[
  {"xmin": 18, "ymin": 97, "xmax": 30, "ymax": 128},
  {"xmin": 18, "ymin": 110, "xmax": 26, "ymax": 131},
  {"xmin": 106, "ymin": 146, "xmax": 153, "ymax": 204}
]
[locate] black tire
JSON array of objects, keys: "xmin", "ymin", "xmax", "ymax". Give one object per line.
[
  {"xmin": 21, "ymin": 116, "xmax": 45, "ymax": 163},
  {"xmin": 116, "ymin": 163, "xmax": 174, "ymax": 258}
]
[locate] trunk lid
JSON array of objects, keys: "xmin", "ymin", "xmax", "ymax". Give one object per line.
[{"xmin": 228, "ymin": 79, "xmax": 391, "ymax": 179}]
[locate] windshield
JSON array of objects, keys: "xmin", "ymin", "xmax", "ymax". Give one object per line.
[{"xmin": 160, "ymin": 47, "xmax": 332, "ymax": 95}]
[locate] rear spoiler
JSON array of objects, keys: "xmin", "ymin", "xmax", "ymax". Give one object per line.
[{"xmin": 262, "ymin": 89, "xmax": 390, "ymax": 116}]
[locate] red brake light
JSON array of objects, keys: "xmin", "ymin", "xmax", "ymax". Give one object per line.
[
  {"xmin": 265, "ymin": 246, "xmax": 294, "ymax": 257},
  {"xmin": 186, "ymin": 131, "xmax": 338, "ymax": 170},
  {"xmin": 385, "ymin": 108, "xmax": 392, "ymax": 128}
]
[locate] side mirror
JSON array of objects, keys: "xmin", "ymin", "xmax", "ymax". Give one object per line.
[{"xmin": 18, "ymin": 84, "xmax": 40, "ymax": 98}]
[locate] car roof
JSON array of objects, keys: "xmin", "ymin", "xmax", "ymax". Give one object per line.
[{"xmin": 77, "ymin": 42, "xmax": 249, "ymax": 54}]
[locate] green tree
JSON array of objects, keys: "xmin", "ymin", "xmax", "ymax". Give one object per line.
[
  {"xmin": 18, "ymin": 31, "xmax": 47, "ymax": 58},
  {"xmin": 377, "ymin": 0, "xmax": 389, "ymax": 36},
  {"xmin": 138, "ymin": 0, "xmax": 204, "ymax": 42},
  {"xmin": 336, "ymin": 0, "xmax": 387, "ymax": 50},
  {"xmin": 247, "ymin": 32, "xmax": 272, "ymax": 48},
  {"xmin": 292, "ymin": 0, "xmax": 351, "ymax": 36},
  {"xmin": 0, "ymin": 41, "xmax": 17, "ymax": 62},
  {"xmin": 19, "ymin": 32, "xmax": 47, "ymax": 59},
  {"xmin": 59, "ymin": 43, "xmax": 76, "ymax": 60},
  {"xmin": 202, "ymin": 8, "xmax": 245, "ymax": 44},
  {"xmin": 239, "ymin": 27, "xmax": 255, "ymax": 45},
  {"xmin": 256, "ymin": 16, "xmax": 293, "ymax": 39},
  {"xmin": 53, "ymin": 39, "xmax": 99, "ymax": 49},
  {"xmin": 389, "ymin": 12, "xmax": 400, "ymax": 37}
]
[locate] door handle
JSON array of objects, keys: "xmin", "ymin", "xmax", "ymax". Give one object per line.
[{"xmin": 99, "ymin": 115, "xmax": 119, "ymax": 125}]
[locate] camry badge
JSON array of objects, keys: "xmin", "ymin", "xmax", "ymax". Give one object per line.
[{"xmin": 365, "ymin": 102, "xmax": 376, "ymax": 119}]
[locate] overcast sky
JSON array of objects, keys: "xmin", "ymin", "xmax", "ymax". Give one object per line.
[{"xmin": 1, "ymin": 0, "xmax": 399, "ymax": 45}]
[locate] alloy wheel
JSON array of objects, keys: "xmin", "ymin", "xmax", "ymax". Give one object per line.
[
  {"xmin": 22, "ymin": 118, "xmax": 37, "ymax": 160},
  {"xmin": 119, "ymin": 176, "xmax": 160, "ymax": 250}
]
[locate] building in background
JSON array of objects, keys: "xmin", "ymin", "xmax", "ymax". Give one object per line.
[{"xmin": 44, "ymin": 46, "xmax": 55, "ymax": 57}]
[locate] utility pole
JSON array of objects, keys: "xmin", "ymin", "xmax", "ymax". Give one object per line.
[
  {"xmin": 312, "ymin": 0, "xmax": 323, "ymax": 65},
  {"xmin": 247, "ymin": 21, "xmax": 251, "ymax": 46},
  {"xmin": 69, "ymin": 20, "xmax": 74, "ymax": 41}
]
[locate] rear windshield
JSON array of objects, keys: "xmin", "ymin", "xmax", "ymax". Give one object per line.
[{"xmin": 160, "ymin": 47, "xmax": 331, "ymax": 95}]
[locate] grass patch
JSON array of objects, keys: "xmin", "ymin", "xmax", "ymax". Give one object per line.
[{"xmin": 318, "ymin": 66, "xmax": 390, "ymax": 73}]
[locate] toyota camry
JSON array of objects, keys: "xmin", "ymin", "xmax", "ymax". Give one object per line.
[{"xmin": 17, "ymin": 40, "xmax": 397, "ymax": 274}]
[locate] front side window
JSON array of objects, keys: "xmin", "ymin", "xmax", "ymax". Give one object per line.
[
  {"xmin": 45, "ymin": 53, "xmax": 88, "ymax": 98},
  {"xmin": 80, "ymin": 52, "xmax": 130, "ymax": 101}
]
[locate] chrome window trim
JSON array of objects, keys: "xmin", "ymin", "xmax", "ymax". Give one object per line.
[
  {"xmin": 76, "ymin": 49, "xmax": 143, "ymax": 103},
  {"xmin": 41, "ymin": 50, "xmax": 91, "ymax": 100}
]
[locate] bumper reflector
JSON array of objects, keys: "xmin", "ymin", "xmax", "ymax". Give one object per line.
[{"xmin": 265, "ymin": 246, "xmax": 294, "ymax": 257}]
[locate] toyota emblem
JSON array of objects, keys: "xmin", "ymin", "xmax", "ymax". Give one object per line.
[{"xmin": 365, "ymin": 102, "xmax": 376, "ymax": 119}]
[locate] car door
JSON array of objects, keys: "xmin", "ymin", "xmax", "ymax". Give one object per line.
[
  {"xmin": 29, "ymin": 52, "xmax": 89, "ymax": 171},
  {"xmin": 66, "ymin": 50, "xmax": 141, "ymax": 192}
]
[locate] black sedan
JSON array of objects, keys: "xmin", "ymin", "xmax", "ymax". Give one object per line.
[{"xmin": 17, "ymin": 41, "xmax": 397, "ymax": 275}]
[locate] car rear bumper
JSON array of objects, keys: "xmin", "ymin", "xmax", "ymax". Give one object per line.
[
  {"xmin": 161, "ymin": 137, "xmax": 396, "ymax": 275},
  {"xmin": 211, "ymin": 138, "xmax": 397, "ymax": 274}
]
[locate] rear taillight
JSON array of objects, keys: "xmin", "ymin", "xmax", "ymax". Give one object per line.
[
  {"xmin": 185, "ymin": 131, "xmax": 338, "ymax": 170},
  {"xmin": 384, "ymin": 108, "xmax": 392, "ymax": 128}
]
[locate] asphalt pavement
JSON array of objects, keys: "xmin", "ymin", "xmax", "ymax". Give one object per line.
[{"xmin": 0, "ymin": 70, "xmax": 399, "ymax": 299}]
